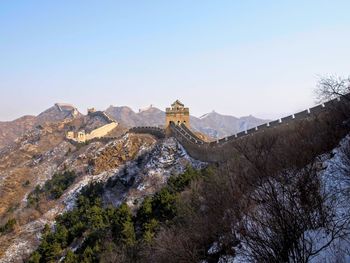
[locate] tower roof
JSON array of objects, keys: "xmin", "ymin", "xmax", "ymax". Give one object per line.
[{"xmin": 171, "ymin": 100, "xmax": 184, "ymax": 107}]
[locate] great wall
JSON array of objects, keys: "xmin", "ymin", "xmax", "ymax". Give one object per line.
[
  {"xmin": 66, "ymin": 108, "xmax": 118, "ymax": 143},
  {"xmin": 63, "ymin": 94, "xmax": 350, "ymax": 162},
  {"xmin": 130, "ymin": 94, "xmax": 350, "ymax": 162}
]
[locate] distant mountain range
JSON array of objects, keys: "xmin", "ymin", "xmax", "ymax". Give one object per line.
[
  {"xmin": 106, "ymin": 106, "xmax": 269, "ymax": 138},
  {"xmin": 0, "ymin": 104, "xmax": 269, "ymax": 148}
]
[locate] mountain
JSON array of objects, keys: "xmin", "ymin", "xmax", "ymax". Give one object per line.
[
  {"xmin": 0, "ymin": 118, "xmax": 202, "ymax": 262},
  {"xmin": 191, "ymin": 111, "xmax": 268, "ymax": 138},
  {"xmin": 137, "ymin": 107, "xmax": 165, "ymax": 127},
  {"xmin": 1, "ymin": 99, "xmax": 348, "ymax": 263},
  {"xmin": 0, "ymin": 115, "xmax": 37, "ymax": 148},
  {"xmin": 0, "ymin": 104, "xmax": 267, "ymax": 149},
  {"xmin": 0, "ymin": 97, "xmax": 350, "ymax": 263},
  {"xmin": 35, "ymin": 103, "xmax": 80, "ymax": 124},
  {"xmin": 105, "ymin": 106, "xmax": 140, "ymax": 127},
  {"xmin": 0, "ymin": 103, "xmax": 81, "ymax": 149},
  {"xmin": 105, "ymin": 106, "xmax": 165, "ymax": 127},
  {"xmin": 105, "ymin": 106, "xmax": 268, "ymax": 139}
]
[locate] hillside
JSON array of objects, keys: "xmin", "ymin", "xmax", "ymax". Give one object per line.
[
  {"xmin": 0, "ymin": 96, "xmax": 346, "ymax": 263},
  {"xmin": 0, "ymin": 116, "xmax": 37, "ymax": 149},
  {"xmin": 0, "ymin": 115, "xmax": 203, "ymax": 262}
]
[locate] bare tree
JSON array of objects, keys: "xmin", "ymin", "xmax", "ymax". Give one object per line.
[
  {"xmin": 316, "ymin": 75, "xmax": 350, "ymax": 103},
  {"xmin": 238, "ymin": 164, "xmax": 346, "ymax": 263}
]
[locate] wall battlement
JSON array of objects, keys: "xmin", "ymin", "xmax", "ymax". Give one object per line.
[{"xmin": 129, "ymin": 126, "xmax": 165, "ymax": 139}]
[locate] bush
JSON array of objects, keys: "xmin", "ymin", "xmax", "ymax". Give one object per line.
[
  {"xmin": 0, "ymin": 218, "xmax": 16, "ymax": 234},
  {"xmin": 43, "ymin": 170, "xmax": 77, "ymax": 199},
  {"xmin": 27, "ymin": 171, "xmax": 77, "ymax": 207}
]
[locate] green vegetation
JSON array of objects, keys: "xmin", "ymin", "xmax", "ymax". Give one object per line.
[
  {"xmin": 28, "ymin": 166, "xmax": 206, "ymax": 262},
  {"xmin": 43, "ymin": 170, "xmax": 77, "ymax": 199},
  {"xmin": 0, "ymin": 218, "xmax": 16, "ymax": 234},
  {"xmin": 27, "ymin": 171, "xmax": 76, "ymax": 207}
]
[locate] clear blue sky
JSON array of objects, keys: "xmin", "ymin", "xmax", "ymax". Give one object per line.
[{"xmin": 1, "ymin": 0, "xmax": 349, "ymax": 121}]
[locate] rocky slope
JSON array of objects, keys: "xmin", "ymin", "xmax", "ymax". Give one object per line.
[
  {"xmin": 0, "ymin": 116, "xmax": 37, "ymax": 149},
  {"xmin": 0, "ymin": 114, "xmax": 204, "ymax": 262}
]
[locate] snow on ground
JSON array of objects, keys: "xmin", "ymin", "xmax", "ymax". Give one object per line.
[
  {"xmin": 309, "ymin": 135, "xmax": 350, "ymax": 263},
  {"xmin": 102, "ymin": 137, "xmax": 206, "ymax": 210},
  {"xmin": 62, "ymin": 169, "xmax": 118, "ymax": 211},
  {"xmin": 207, "ymin": 135, "xmax": 350, "ymax": 263},
  {"xmin": 1, "ymin": 135, "xmax": 206, "ymax": 262},
  {"xmin": 0, "ymin": 241, "xmax": 32, "ymax": 263},
  {"xmin": 0, "ymin": 218, "xmax": 51, "ymax": 263}
]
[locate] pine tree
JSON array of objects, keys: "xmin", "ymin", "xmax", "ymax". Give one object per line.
[{"xmin": 64, "ymin": 250, "xmax": 78, "ymax": 263}]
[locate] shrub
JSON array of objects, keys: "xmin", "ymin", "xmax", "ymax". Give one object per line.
[
  {"xmin": 27, "ymin": 171, "xmax": 77, "ymax": 207},
  {"xmin": 0, "ymin": 218, "xmax": 16, "ymax": 234}
]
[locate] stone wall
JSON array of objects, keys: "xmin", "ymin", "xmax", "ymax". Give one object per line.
[
  {"xmin": 85, "ymin": 122, "xmax": 118, "ymax": 141},
  {"xmin": 129, "ymin": 126, "xmax": 165, "ymax": 139},
  {"xmin": 66, "ymin": 122, "xmax": 118, "ymax": 143}
]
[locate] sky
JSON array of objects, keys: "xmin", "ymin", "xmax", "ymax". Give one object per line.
[{"xmin": 0, "ymin": 0, "xmax": 349, "ymax": 121}]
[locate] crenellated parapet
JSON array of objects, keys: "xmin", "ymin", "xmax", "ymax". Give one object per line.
[{"xmin": 129, "ymin": 126, "xmax": 165, "ymax": 139}]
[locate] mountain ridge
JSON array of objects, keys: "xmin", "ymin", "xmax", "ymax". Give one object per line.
[
  {"xmin": 105, "ymin": 105, "xmax": 269, "ymax": 138},
  {"xmin": 0, "ymin": 103, "xmax": 268, "ymax": 149},
  {"xmin": 0, "ymin": 104, "xmax": 81, "ymax": 149}
]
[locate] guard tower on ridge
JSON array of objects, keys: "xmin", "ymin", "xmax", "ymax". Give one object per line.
[{"xmin": 165, "ymin": 100, "xmax": 190, "ymax": 128}]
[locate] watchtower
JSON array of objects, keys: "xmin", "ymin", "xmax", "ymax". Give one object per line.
[
  {"xmin": 87, "ymin": 108, "xmax": 96, "ymax": 115},
  {"xmin": 165, "ymin": 100, "xmax": 190, "ymax": 128}
]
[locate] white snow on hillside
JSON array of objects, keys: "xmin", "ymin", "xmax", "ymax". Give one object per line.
[
  {"xmin": 103, "ymin": 137, "xmax": 206, "ymax": 209},
  {"xmin": 0, "ymin": 136, "xmax": 205, "ymax": 263},
  {"xmin": 207, "ymin": 135, "xmax": 350, "ymax": 263},
  {"xmin": 309, "ymin": 135, "xmax": 350, "ymax": 263}
]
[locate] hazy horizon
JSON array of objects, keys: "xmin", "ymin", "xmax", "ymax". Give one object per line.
[
  {"xmin": 0, "ymin": 95, "xmax": 332, "ymax": 122},
  {"xmin": 1, "ymin": 1, "xmax": 349, "ymax": 121}
]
